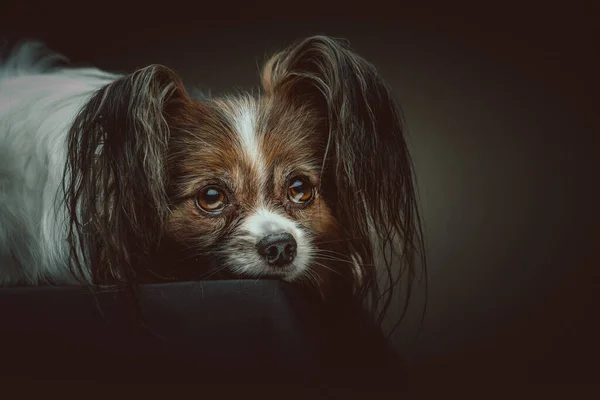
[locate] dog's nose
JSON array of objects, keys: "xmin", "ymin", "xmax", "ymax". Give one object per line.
[{"xmin": 256, "ymin": 233, "xmax": 297, "ymax": 267}]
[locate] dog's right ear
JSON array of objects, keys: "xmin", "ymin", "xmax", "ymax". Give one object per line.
[
  {"xmin": 64, "ymin": 65, "xmax": 194, "ymax": 284},
  {"xmin": 262, "ymin": 36, "xmax": 427, "ymax": 332}
]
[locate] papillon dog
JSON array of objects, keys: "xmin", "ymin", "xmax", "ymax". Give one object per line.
[{"xmin": 0, "ymin": 36, "xmax": 425, "ymax": 331}]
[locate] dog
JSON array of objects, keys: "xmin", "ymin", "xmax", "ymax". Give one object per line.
[{"xmin": 0, "ymin": 35, "xmax": 425, "ymax": 332}]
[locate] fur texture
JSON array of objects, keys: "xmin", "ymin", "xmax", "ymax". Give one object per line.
[{"xmin": 0, "ymin": 36, "xmax": 426, "ymax": 333}]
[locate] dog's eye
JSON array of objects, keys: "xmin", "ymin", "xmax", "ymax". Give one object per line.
[
  {"xmin": 288, "ymin": 177, "xmax": 315, "ymax": 204},
  {"xmin": 195, "ymin": 186, "xmax": 228, "ymax": 213}
]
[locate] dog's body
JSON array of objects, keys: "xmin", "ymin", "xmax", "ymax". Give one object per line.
[
  {"xmin": 0, "ymin": 47, "xmax": 118, "ymax": 285},
  {"xmin": 0, "ymin": 37, "xmax": 424, "ymax": 329}
]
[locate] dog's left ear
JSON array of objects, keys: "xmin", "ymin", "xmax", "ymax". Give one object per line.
[
  {"xmin": 64, "ymin": 65, "xmax": 193, "ymax": 284},
  {"xmin": 262, "ymin": 36, "xmax": 425, "ymax": 327}
]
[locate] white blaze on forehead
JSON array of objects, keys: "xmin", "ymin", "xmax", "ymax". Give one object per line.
[{"xmin": 230, "ymin": 100, "xmax": 262, "ymax": 170}]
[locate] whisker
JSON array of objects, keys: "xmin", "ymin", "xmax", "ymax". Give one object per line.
[
  {"xmin": 305, "ymin": 268, "xmax": 322, "ymax": 287},
  {"xmin": 176, "ymin": 249, "xmax": 215, "ymax": 262},
  {"xmin": 313, "ymin": 254, "xmax": 375, "ymax": 267},
  {"xmin": 254, "ymin": 269, "xmax": 266, "ymax": 284},
  {"xmin": 313, "ymin": 237, "xmax": 364, "ymax": 245},
  {"xmin": 198, "ymin": 264, "xmax": 230, "ymax": 280},
  {"xmin": 312, "ymin": 261, "xmax": 343, "ymax": 276}
]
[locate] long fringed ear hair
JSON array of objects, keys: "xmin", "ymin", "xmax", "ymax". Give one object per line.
[
  {"xmin": 262, "ymin": 36, "xmax": 427, "ymax": 334},
  {"xmin": 63, "ymin": 65, "xmax": 191, "ymax": 285}
]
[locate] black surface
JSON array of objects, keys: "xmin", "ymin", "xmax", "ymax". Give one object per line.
[{"xmin": 0, "ymin": 280, "xmax": 401, "ymax": 385}]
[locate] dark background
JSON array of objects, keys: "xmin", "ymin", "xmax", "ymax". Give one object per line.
[{"xmin": 1, "ymin": 2, "xmax": 598, "ymax": 383}]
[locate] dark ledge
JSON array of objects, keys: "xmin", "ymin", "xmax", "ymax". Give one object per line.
[{"xmin": 0, "ymin": 279, "xmax": 402, "ymax": 385}]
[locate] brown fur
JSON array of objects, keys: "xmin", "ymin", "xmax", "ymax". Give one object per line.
[
  {"xmin": 65, "ymin": 36, "xmax": 425, "ymax": 335},
  {"xmin": 161, "ymin": 89, "xmax": 344, "ymax": 291}
]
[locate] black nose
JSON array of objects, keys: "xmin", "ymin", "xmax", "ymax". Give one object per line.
[{"xmin": 256, "ymin": 233, "xmax": 297, "ymax": 267}]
